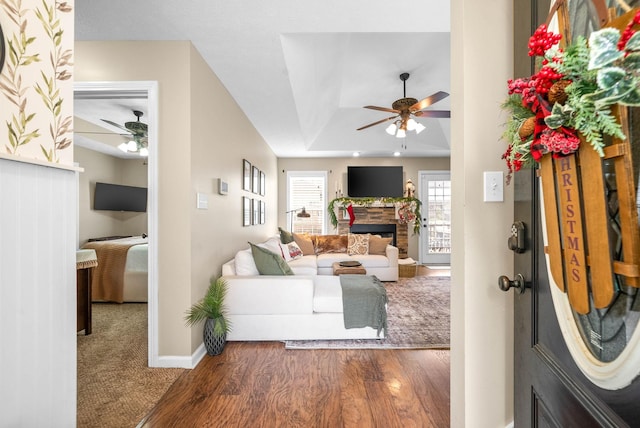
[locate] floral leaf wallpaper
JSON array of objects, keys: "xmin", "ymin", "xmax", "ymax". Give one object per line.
[{"xmin": 0, "ymin": 0, "xmax": 74, "ymax": 166}]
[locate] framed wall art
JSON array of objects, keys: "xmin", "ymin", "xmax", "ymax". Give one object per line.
[
  {"xmin": 243, "ymin": 159, "xmax": 251, "ymax": 191},
  {"xmin": 243, "ymin": 197, "xmax": 251, "ymax": 226},
  {"xmin": 252, "ymin": 198, "xmax": 259, "ymax": 225},
  {"xmin": 252, "ymin": 166, "xmax": 259, "ymax": 194},
  {"xmin": 260, "ymin": 171, "xmax": 265, "ymax": 196},
  {"xmin": 259, "ymin": 200, "xmax": 265, "ymax": 224}
]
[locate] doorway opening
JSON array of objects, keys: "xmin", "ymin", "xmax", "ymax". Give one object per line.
[{"xmin": 74, "ymin": 81, "xmax": 159, "ymax": 366}]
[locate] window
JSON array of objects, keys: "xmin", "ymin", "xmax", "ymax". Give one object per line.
[{"xmin": 287, "ymin": 171, "xmax": 327, "ymax": 234}]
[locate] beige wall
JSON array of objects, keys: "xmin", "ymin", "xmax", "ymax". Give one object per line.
[
  {"xmin": 75, "ymin": 146, "xmax": 148, "ymax": 245},
  {"xmin": 188, "ymin": 43, "xmax": 278, "ymax": 349},
  {"xmin": 451, "ymin": 0, "xmax": 515, "ymax": 427},
  {"xmin": 75, "ymin": 41, "xmax": 277, "ymax": 356},
  {"xmin": 277, "ymin": 157, "xmax": 450, "ymax": 260}
]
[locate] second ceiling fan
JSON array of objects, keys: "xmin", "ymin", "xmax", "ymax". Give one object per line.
[
  {"xmin": 101, "ymin": 110, "xmax": 149, "ymax": 155},
  {"xmin": 357, "ymin": 73, "xmax": 450, "ymax": 138}
]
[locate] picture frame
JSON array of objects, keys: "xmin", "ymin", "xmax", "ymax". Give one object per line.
[
  {"xmin": 243, "ymin": 159, "xmax": 251, "ymax": 191},
  {"xmin": 252, "ymin": 166, "xmax": 259, "ymax": 194},
  {"xmin": 260, "ymin": 171, "xmax": 265, "ymax": 196},
  {"xmin": 259, "ymin": 200, "xmax": 265, "ymax": 224},
  {"xmin": 243, "ymin": 197, "xmax": 251, "ymax": 226},
  {"xmin": 252, "ymin": 198, "xmax": 259, "ymax": 225}
]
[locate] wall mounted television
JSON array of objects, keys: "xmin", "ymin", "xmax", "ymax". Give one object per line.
[
  {"xmin": 94, "ymin": 182, "xmax": 148, "ymax": 212},
  {"xmin": 347, "ymin": 166, "xmax": 403, "ymax": 198}
]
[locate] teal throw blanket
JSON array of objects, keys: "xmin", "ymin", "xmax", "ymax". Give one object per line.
[{"xmin": 340, "ymin": 275, "xmax": 388, "ymax": 337}]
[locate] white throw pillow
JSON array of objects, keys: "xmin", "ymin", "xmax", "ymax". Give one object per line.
[
  {"xmin": 234, "ymin": 249, "xmax": 260, "ymax": 275},
  {"xmin": 258, "ymin": 237, "xmax": 285, "ymax": 259}
]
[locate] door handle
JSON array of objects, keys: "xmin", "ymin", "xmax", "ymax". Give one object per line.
[{"xmin": 498, "ymin": 273, "xmax": 528, "ymax": 294}]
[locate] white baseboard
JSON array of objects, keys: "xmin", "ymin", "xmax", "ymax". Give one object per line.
[{"xmin": 154, "ymin": 343, "xmax": 206, "ymax": 369}]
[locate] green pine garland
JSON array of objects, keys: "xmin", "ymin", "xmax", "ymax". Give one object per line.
[{"xmin": 328, "ymin": 197, "xmax": 422, "ymax": 235}]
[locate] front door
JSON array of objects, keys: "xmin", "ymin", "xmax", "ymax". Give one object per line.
[{"xmin": 509, "ymin": 1, "xmax": 640, "ymax": 426}]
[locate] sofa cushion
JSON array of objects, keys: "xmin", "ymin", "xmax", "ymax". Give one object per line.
[
  {"xmin": 249, "ymin": 243, "xmax": 294, "ymax": 275},
  {"xmin": 234, "ymin": 249, "xmax": 260, "ymax": 275},
  {"xmin": 313, "ymin": 276, "xmax": 343, "ymax": 313},
  {"xmin": 348, "ymin": 233, "xmax": 369, "ymax": 255},
  {"xmin": 293, "ymin": 233, "xmax": 315, "ymax": 255},
  {"xmin": 314, "ymin": 235, "xmax": 347, "ymax": 254},
  {"xmin": 369, "ymin": 235, "xmax": 392, "ymax": 255},
  {"xmin": 278, "ymin": 227, "xmax": 294, "ymax": 244},
  {"xmin": 287, "ymin": 255, "xmax": 318, "ymax": 275}
]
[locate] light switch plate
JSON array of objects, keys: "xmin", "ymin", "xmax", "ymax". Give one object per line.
[{"xmin": 483, "ymin": 171, "xmax": 504, "ymax": 202}]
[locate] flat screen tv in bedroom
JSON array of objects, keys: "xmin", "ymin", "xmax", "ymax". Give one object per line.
[
  {"xmin": 94, "ymin": 182, "xmax": 148, "ymax": 212},
  {"xmin": 347, "ymin": 166, "xmax": 403, "ymax": 198}
]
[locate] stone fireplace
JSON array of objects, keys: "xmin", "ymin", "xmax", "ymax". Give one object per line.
[{"xmin": 337, "ymin": 205, "xmax": 408, "ymax": 258}]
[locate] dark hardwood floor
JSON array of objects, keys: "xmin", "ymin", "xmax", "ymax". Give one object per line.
[{"xmin": 140, "ymin": 342, "xmax": 450, "ymax": 427}]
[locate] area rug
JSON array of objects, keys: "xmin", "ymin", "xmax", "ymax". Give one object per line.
[
  {"xmin": 77, "ymin": 303, "xmax": 185, "ymax": 428},
  {"xmin": 285, "ymin": 275, "xmax": 450, "ymax": 349}
]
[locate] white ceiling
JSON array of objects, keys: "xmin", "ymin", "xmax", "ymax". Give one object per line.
[{"xmin": 74, "ymin": 0, "xmax": 451, "ymax": 158}]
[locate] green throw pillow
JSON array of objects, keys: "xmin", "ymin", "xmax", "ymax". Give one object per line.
[
  {"xmin": 278, "ymin": 227, "xmax": 295, "ymax": 244},
  {"xmin": 249, "ymin": 242, "xmax": 294, "ymax": 275}
]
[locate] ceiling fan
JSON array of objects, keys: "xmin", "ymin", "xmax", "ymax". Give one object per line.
[
  {"xmin": 100, "ymin": 110, "xmax": 149, "ymax": 156},
  {"xmin": 357, "ymin": 73, "xmax": 450, "ymax": 138}
]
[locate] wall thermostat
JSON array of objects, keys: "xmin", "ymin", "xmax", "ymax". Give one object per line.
[{"xmin": 218, "ymin": 178, "xmax": 228, "ymax": 195}]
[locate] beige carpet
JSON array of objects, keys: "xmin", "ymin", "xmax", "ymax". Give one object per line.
[
  {"xmin": 77, "ymin": 303, "xmax": 185, "ymax": 428},
  {"xmin": 285, "ymin": 274, "xmax": 450, "ymax": 349}
]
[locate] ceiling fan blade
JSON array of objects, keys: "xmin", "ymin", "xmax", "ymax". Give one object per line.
[
  {"xmin": 100, "ymin": 119, "xmax": 132, "ymax": 134},
  {"xmin": 75, "ymin": 131, "xmax": 130, "ymax": 136},
  {"xmin": 413, "ymin": 110, "xmax": 450, "ymax": 118},
  {"xmin": 364, "ymin": 105, "xmax": 400, "ymax": 114},
  {"xmin": 356, "ymin": 115, "xmax": 398, "ymax": 131},
  {"xmin": 410, "ymin": 91, "xmax": 450, "ymax": 112}
]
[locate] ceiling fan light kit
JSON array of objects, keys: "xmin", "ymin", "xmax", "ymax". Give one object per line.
[
  {"xmin": 118, "ymin": 139, "xmax": 149, "ymax": 157},
  {"xmin": 357, "ymin": 72, "xmax": 450, "ymax": 139}
]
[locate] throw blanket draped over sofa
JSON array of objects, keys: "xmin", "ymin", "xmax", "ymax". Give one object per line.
[{"xmin": 341, "ymin": 274, "xmax": 388, "ymax": 336}]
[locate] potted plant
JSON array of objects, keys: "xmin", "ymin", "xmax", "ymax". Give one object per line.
[{"xmin": 184, "ymin": 277, "xmax": 231, "ymax": 355}]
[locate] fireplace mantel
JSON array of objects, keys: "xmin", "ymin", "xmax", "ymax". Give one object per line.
[{"xmin": 328, "ymin": 197, "xmax": 421, "ymax": 236}]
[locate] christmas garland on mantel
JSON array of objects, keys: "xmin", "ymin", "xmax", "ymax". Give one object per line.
[{"xmin": 328, "ymin": 197, "xmax": 422, "ymax": 235}]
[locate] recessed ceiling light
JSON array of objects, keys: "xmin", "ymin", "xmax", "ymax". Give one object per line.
[
  {"xmin": 353, "ymin": 152, "xmax": 360, "ymax": 157},
  {"xmin": 393, "ymin": 151, "xmax": 401, "ymax": 157}
]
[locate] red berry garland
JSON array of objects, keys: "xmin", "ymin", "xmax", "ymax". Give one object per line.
[
  {"xmin": 618, "ymin": 10, "xmax": 640, "ymax": 50},
  {"xmin": 528, "ymin": 24, "xmax": 562, "ymax": 57}
]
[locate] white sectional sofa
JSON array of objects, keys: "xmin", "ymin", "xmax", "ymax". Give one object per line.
[
  {"xmin": 220, "ymin": 234, "xmax": 397, "ymax": 341},
  {"xmin": 221, "ymin": 275, "xmax": 384, "ymax": 340}
]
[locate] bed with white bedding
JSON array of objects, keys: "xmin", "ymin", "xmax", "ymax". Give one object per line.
[{"xmin": 82, "ymin": 236, "xmax": 148, "ymax": 303}]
